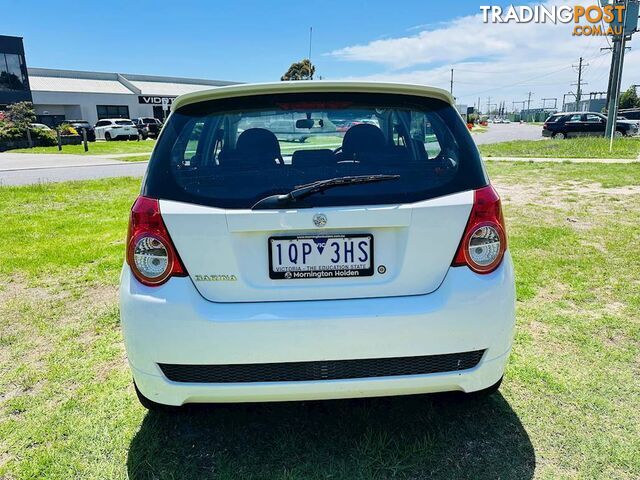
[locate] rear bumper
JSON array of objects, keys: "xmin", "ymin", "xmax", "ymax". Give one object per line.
[{"xmin": 120, "ymin": 253, "xmax": 516, "ymax": 405}]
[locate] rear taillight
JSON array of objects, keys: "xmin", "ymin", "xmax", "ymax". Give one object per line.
[
  {"xmin": 126, "ymin": 196, "xmax": 187, "ymax": 286},
  {"xmin": 452, "ymin": 185, "xmax": 506, "ymax": 274}
]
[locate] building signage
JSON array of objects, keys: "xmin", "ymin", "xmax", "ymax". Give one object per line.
[{"xmin": 137, "ymin": 95, "xmax": 176, "ymax": 105}]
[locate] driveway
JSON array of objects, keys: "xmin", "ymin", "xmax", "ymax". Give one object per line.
[
  {"xmin": 472, "ymin": 123, "xmax": 543, "ymax": 145},
  {"xmin": 0, "ymin": 152, "xmax": 148, "ymax": 186}
]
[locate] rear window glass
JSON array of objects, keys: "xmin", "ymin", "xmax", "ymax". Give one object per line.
[
  {"xmin": 116, "ymin": 120, "xmax": 134, "ymax": 126},
  {"xmin": 143, "ymin": 92, "xmax": 487, "ymax": 209},
  {"xmin": 546, "ymin": 115, "xmax": 564, "ymax": 123}
]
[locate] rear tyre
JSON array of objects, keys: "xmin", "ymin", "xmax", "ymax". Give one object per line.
[
  {"xmin": 614, "ymin": 130, "xmax": 624, "ymax": 138},
  {"xmin": 134, "ymin": 381, "xmax": 181, "ymax": 413},
  {"xmin": 105, "ymin": 132, "xmax": 112, "ymax": 141},
  {"xmin": 552, "ymin": 132, "xmax": 566, "ymax": 139},
  {"xmin": 467, "ymin": 376, "xmax": 503, "ymax": 398}
]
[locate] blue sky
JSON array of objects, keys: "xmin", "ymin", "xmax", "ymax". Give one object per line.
[
  {"xmin": 2, "ymin": 0, "xmax": 510, "ymax": 81},
  {"xmin": 2, "ymin": 0, "xmax": 637, "ymax": 107}
]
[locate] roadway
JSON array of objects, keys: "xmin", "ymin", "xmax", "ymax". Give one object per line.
[{"xmin": 0, "ymin": 123, "xmax": 544, "ymax": 186}]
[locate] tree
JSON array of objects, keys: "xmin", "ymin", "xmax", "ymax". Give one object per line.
[
  {"xmin": 619, "ymin": 86, "xmax": 640, "ymax": 109},
  {"xmin": 281, "ymin": 59, "xmax": 315, "ymax": 81},
  {"xmin": 5, "ymin": 101, "xmax": 36, "ymax": 132}
]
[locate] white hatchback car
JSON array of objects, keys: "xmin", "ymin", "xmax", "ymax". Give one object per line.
[
  {"xmin": 120, "ymin": 82, "xmax": 515, "ymax": 410},
  {"xmin": 94, "ymin": 118, "xmax": 138, "ymax": 141}
]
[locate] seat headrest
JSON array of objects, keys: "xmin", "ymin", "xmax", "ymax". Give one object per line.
[
  {"xmin": 236, "ymin": 128, "xmax": 281, "ymax": 162},
  {"xmin": 342, "ymin": 123, "xmax": 386, "ymax": 156}
]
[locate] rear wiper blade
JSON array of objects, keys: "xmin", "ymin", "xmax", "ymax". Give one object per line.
[{"xmin": 252, "ymin": 174, "xmax": 400, "ymax": 210}]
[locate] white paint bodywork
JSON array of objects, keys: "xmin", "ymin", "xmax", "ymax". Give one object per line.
[
  {"xmin": 94, "ymin": 119, "xmax": 138, "ymax": 140},
  {"xmin": 119, "ymin": 82, "xmax": 515, "ymax": 405},
  {"xmin": 160, "ymin": 191, "xmax": 473, "ymax": 302},
  {"xmin": 120, "ymin": 254, "xmax": 515, "ymax": 405}
]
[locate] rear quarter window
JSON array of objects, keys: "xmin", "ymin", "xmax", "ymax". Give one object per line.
[{"xmin": 143, "ymin": 92, "xmax": 488, "ymax": 209}]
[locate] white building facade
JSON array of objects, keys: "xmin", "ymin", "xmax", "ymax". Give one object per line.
[{"xmin": 28, "ymin": 68, "xmax": 238, "ymax": 126}]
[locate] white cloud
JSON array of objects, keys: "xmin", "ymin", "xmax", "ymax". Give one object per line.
[{"xmin": 326, "ymin": 0, "xmax": 640, "ymax": 107}]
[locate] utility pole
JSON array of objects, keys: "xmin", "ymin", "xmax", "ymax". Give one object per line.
[
  {"xmin": 308, "ymin": 26, "xmax": 313, "ymax": 80},
  {"xmin": 572, "ymin": 57, "xmax": 588, "ymax": 105},
  {"xmin": 477, "ymin": 97, "xmax": 481, "ymax": 115},
  {"xmin": 525, "ymin": 92, "xmax": 533, "ymax": 121},
  {"xmin": 486, "ymin": 96, "xmax": 491, "ymax": 116},
  {"xmin": 450, "ymin": 69, "xmax": 454, "ymax": 97},
  {"xmin": 605, "ymin": 0, "xmax": 631, "ymax": 140}
]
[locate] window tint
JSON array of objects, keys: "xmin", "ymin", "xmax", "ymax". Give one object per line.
[
  {"xmin": 115, "ymin": 120, "xmax": 134, "ymax": 126},
  {"xmin": 96, "ymin": 105, "xmax": 130, "ymax": 119},
  {"xmin": 0, "ymin": 53, "xmax": 27, "ymax": 91},
  {"xmin": 567, "ymin": 114, "xmax": 582, "ymax": 122},
  {"xmin": 143, "ymin": 93, "xmax": 487, "ymax": 209},
  {"xmin": 585, "ymin": 114, "xmax": 602, "ymax": 122}
]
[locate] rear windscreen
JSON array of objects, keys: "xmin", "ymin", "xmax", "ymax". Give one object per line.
[{"xmin": 143, "ymin": 92, "xmax": 487, "ymax": 209}]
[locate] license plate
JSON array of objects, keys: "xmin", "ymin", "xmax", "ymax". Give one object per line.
[{"xmin": 269, "ymin": 234, "xmax": 374, "ymax": 280}]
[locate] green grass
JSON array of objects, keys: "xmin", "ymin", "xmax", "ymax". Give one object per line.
[
  {"xmin": 279, "ymin": 135, "xmax": 343, "ymax": 155},
  {"xmin": 10, "ymin": 140, "xmax": 156, "ymax": 155},
  {"xmin": 480, "ymin": 137, "xmax": 640, "ymax": 159},
  {"xmin": 1, "ymin": 163, "xmax": 640, "ymax": 479},
  {"xmin": 116, "ymin": 155, "xmax": 150, "ymax": 163}
]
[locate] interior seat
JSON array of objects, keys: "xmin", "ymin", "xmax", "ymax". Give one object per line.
[
  {"xmin": 340, "ymin": 123, "xmax": 386, "ymax": 160},
  {"xmin": 234, "ymin": 128, "xmax": 283, "ymax": 167}
]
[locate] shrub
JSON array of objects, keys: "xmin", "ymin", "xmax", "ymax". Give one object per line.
[
  {"xmin": 5, "ymin": 101, "xmax": 35, "ymax": 131},
  {"xmin": 58, "ymin": 123, "xmax": 79, "ymax": 136},
  {"xmin": 30, "ymin": 127, "xmax": 57, "ymax": 146}
]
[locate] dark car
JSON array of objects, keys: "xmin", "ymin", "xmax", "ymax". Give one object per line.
[
  {"xmin": 66, "ymin": 120, "xmax": 96, "ymax": 142},
  {"xmin": 133, "ymin": 117, "xmax": 162, "ymax": 139},
  {"xmin": 542, "ymin": 112, "xmax": 639, "ymax": 139}
]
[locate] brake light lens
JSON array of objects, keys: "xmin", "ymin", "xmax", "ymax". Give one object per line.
[
  {"xmin": 452, "ymin": 185, "xmax": 506, "ymax": 274},
  {"xmin": 126, "ymin": 196, "xmax": 187, "ymax": 286}
]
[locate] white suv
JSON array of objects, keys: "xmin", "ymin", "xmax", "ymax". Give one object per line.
[
  {"xmin": 120, "ymin": 82, "xmax": 515, "ymax": 410},
  {"xmin": 94, "ymin": 118, "xmax": 138, "ymax": 141}
]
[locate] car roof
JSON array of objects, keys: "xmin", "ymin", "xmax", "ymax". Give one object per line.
[
  {"xmin": 100, "ymin": 118, "xmax": 132, "ymax": 121},
  {"xmin": 171, "ymin": 81, "xmax": 454, "ymax": 111}
]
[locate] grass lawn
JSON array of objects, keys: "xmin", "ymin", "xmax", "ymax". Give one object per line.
[
  {"xmin": 116, "ymin": 155, "xmax": 150, "ymax": 163},
  {"xmin": 9, "ymin": 140, "xmax": 156, "ymax": 156},
  {"xmin": 480, "ymin": 137, "xmax": 640, "ymax": 159},
  {"xmin": 1, "ymin": 163, "xmax": 639, "ymax": 479}
]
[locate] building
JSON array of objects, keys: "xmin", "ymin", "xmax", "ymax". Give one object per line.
[
  {"xmin": 28, "ymin": 68, "xmax": 239, "ymax": 126},
  {"xmin": 0, "ymin": 35, "xmax": 32, "ymax": 107},
  {"xmin": 1, "ymin": 34, "xmax": 240, "ymax": 126}
]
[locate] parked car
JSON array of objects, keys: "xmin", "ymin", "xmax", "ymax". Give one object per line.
[
  {"xmin": 29, "ymin": 123, "xmax": 52, "ymax": 130},
  {"xmin": 542, "ymin": 112, "xmax": 639, "ymax": 138},
  {"xmin": 94, "ymin": 119, "xmax": 138, "ymax": 141},
  {"xmin": 66, "ymin": 120, "xmax": 96, "ymax": 142},
  {"xmin": 133, "ymin": 117, "xmax": 162, "ymax": 139},
  {"xmin": 120, "ymin": 82, "xmax": 515, "ymax": 410}
]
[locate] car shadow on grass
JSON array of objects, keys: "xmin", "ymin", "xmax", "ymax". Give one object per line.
[{"xmin": 127, "ymin": 392, "xmax": 534, "ymax": 480}]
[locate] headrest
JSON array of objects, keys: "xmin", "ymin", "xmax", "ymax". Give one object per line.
[
  {"xmin": 236, "ymin": 128, "xmax": 281, "ymax": 161},
  {"xmin": 342, "ymin": 123, "xmax": 386, "ymax": 156}
]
